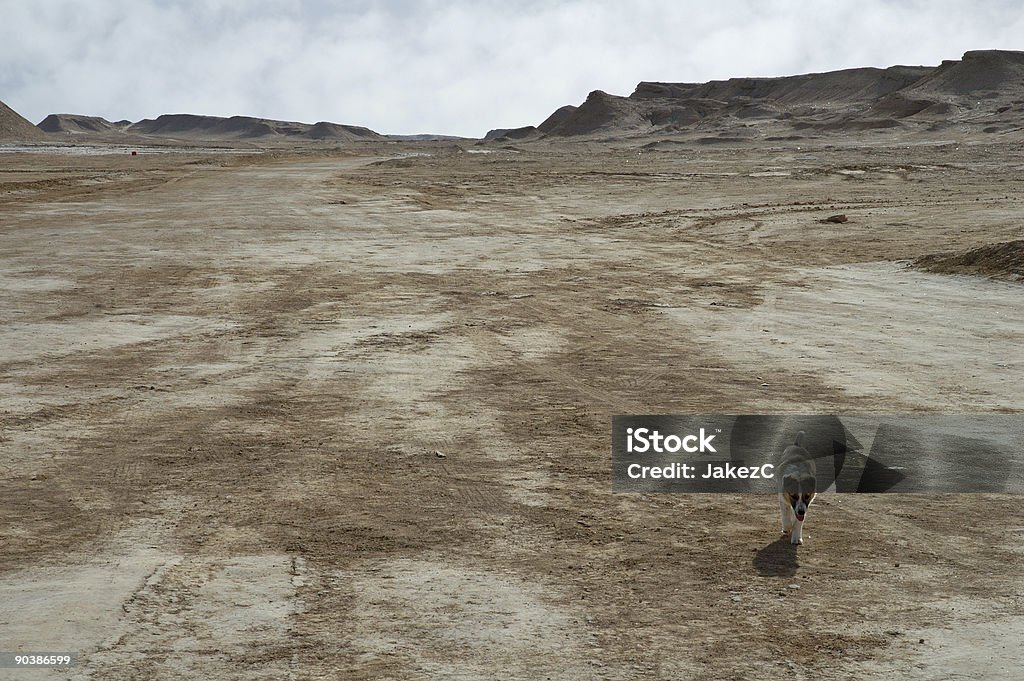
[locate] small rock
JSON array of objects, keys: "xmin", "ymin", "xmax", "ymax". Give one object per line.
[
  {"xmin": 824, "ymin": 214, "xmax": 849, "ymax": 223},
  {"xmin": 919, "ymin": 638, "xmax": 925, "ymax": 644},
  {"xmin": 434, "ymin": 450, "xmax": 446, "ymax": 458}
]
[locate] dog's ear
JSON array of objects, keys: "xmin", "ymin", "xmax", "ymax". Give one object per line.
[{"xmin": 794, "ymin": 431, "xmax": 805, "ymax": 448}]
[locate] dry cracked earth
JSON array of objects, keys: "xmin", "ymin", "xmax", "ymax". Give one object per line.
[{"xmin": 1, "ymin": 139, "xmax": 1022, "ymax": 680}]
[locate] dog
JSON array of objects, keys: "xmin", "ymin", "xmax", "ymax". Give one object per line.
[{"xmin": 777, "ymin": 431, "xmax": 817, "ymax": 545}]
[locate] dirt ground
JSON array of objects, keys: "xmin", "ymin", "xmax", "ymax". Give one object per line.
[{"xmin": 1, "ymin": 139, "xmax": 1022, "ymax": 680}]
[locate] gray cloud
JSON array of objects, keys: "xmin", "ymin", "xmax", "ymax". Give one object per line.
[{"xmin": 1, "ymin": 0, "xmax": 1022, "ymax": 137}]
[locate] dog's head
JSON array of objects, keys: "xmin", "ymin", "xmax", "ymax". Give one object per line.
[{"xmin": 783, "ymin": 474, "xmax": 816, "ymax": 522}]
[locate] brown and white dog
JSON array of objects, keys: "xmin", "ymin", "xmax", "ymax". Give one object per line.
[{"xmin": 778, "ymin": 431, "xmax": 817, "ymax": 544}]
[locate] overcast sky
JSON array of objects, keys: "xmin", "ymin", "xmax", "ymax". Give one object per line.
[{"xmin": 2, "ymin": 0, "xmax": 1022, "ymax": 137}]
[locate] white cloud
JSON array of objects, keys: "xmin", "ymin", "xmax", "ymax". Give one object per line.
[{"xmin": 1, "ymin": 0, "xmax": 1022, "ymax": 137}]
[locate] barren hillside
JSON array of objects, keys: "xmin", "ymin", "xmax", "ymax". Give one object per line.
[
  {"xmin": 532, "ymin": 50, "xmax": 1024, "ymax": 141},
  {"xmin": 0, "ymin": 100, "xmax": 46, "ymax": 141}
]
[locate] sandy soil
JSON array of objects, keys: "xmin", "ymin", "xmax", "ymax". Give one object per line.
[{"xmin": 1, "ymin": 140, "xmax": 1022, "ymax": 680}]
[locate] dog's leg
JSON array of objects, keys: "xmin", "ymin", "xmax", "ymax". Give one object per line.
[
  {"xmin": 791, "ymin": 519, "xmax": 803, "ymax": 545},
  {"xmin": 779, "ymin": 496, "xmax": 794, "ymax": 534}
]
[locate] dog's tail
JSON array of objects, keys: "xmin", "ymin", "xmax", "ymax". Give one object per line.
[{"xmin": 794, "ymin": 431, "xmax": 805, "ymax": 447}]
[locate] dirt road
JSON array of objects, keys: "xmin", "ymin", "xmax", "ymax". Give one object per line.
[{"xmin": 1, "ymin": 141, "xmax": 1022, "ymax": 679}]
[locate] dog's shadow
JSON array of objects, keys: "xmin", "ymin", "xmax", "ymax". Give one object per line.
[{"xmin": 752, "ymin": 536, "xmax": 800, "ymax": 577}]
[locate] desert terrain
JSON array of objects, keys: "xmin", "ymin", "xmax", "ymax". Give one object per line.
[
  {"xmin": 0, "ymin": 135, "xmax": 1021, "ymax": 680},
  {"xmin": 2, "ymin": 49, "xmax": 1024, "ymax": 680}
]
